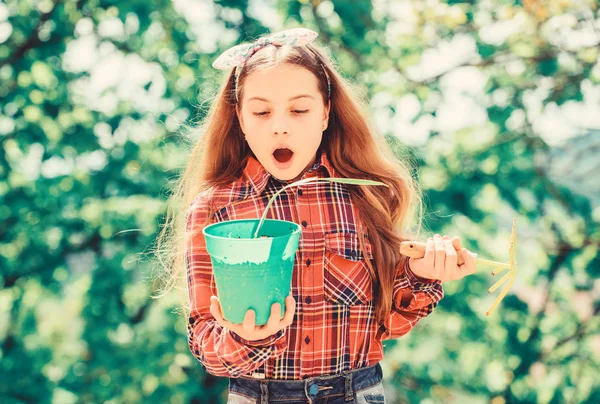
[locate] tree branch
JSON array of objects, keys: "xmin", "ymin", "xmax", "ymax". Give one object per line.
[
  {"xmin": 0, "ymin": 0, "xmax": 63, "ymax": 68},
  {"xmin": 541, "ymin": 303, "xmax": 600, "ymax": 360},
  {"xmin": 2, "ymin": 232, "xmax": 103, "ymax": 288}
]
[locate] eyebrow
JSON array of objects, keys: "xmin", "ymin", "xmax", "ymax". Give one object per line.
[{"xmin": 247, "ymin": 94, "xmax": 315, "ymax": 103}]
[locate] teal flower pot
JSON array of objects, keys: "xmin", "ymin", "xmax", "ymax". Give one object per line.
[{"xmin": 202, "ymin": 219, "xmax": 302, "ymax": 325}]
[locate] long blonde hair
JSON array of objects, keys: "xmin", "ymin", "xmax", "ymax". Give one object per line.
[{"xmin": 150, "ymin": 36, "xmax": 423, "ymax": 324}]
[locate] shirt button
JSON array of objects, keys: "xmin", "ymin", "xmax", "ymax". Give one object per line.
[
  {"xmin": 305, "ymin": 336, "xmax": 310, "ymax": 344},
  {"xmin": 305, "ymin": 296, "xmax": 311, "ymax": 304},
  {"xmin": 306, "ymin": 259, "xmax": 311, "ymax": 267},
  {"xmin": 298, "ymin": 189, "xmax": 303, "ymax": 196},
  {"xmin": 302, "ymin": 374, "xmax": 309, "ymax": 379},
  {"xmin": 301, "ymin": 220, "xmax": 308, "ymax": 228}
]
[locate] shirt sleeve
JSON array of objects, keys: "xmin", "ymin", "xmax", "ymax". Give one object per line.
[
  {"xmin": 184, "ymin": 191, "xmax": 288, "ymax": 378},
  {"xmin": 378, "ymin": 257, "xmax": 444, "ymax": 341}
]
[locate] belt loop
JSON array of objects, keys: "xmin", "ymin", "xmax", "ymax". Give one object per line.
[
  {"xmin": 260, "ymin": 380, "xmax": 269, "ymax": 404},
  {"xmin": 304, "ymin": 378, "xmax": 313, "ymax": 404},
  {"xmin": 344, "ymin": 372, "xmax": 353, "ymax": 401}
]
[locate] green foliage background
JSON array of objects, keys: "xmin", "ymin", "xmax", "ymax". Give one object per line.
[{"xmin": 1, "ymin": 0, "xmax": 598, "ymax": 403}]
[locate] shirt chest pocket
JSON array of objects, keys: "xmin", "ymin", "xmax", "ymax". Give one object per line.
[{"xmin": 323, "ymin": 231, "xmax": 374, "ymax": 306}]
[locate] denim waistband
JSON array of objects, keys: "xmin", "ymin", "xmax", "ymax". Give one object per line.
[{"xmin": 228, "ymin": 362, "xmax": 383, "ymax": 403}]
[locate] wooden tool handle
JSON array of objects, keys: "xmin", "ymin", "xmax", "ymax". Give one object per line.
[{"xmin": 400, "ymin": 241, "xmax": 465, "ymax": 266}]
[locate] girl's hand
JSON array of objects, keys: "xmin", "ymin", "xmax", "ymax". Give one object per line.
[
  {"xmin": 209, "ymin": 295, "xmax": 296, "ymax": 341},
  {"xmin": 408, "ymin": 234, "xmax": 477, "ymax": 282}
]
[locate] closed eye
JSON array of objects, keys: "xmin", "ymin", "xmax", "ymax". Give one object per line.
[{"xmin": 253, "ymin": 110, "xmax": 309, "ymax": 117}]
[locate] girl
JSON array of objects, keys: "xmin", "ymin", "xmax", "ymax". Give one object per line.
[{"xmin": 179, "ymin": 28, "xmax": 477, "ymax": 403}]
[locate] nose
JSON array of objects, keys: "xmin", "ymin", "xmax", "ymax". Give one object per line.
[{"xmin": 272, "ymin": 112, "xmax": 290, "ymax": 135}]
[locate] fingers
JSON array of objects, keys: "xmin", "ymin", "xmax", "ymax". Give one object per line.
[
  {"xmin": 454, "ymin": 248, "xmax": 477, "ymax": 281},
  {"xmin": 419, "ymin": 234, "xmax": 477, "ymax": 282},
  {"xmin": 265, "ymin": 301, "xmax": 282, "ymax": 331},
  {"xmin": 211, "ymin": 296, "xmax": 238, "ymax": 332},
  {"xmin": 442, "ymin": 236, "xmax": 458, "ymax": 280},
  {"xmin": 459, "ymin": 248, "xmax": 478, "ymax": 277},
  {"xmin": 242, "ymin": 308, "xmax": 256, "ymax": 335},
  {"xmin": 280, "ymin": 295, "xmax": 296, "ymax": 327},
  {"xmin": 408, "ymin": 237, "xmax": 435, "ymax": 279},
  {"xmin": 434, "ymin": 234, "xmax": 445, "ymax": 279},
  {"xmin": 423, "ymin": 237, "xmax": 435, "ymax": 269},
  {"xmin": 251, "ymin": 299, "xmax": 289, "ymax": 340},
  {"xmin": 210, "ymin": 296, "xmax": 225, "ymax": 324},
  {"xmin": 451, "ymin": 236, "xmax": 462, "ymax": 251},
  {"xmin": 211, "ymin": 296, "xmax": 296, "ymax": 342}
]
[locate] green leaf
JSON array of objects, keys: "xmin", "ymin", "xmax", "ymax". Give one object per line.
[{"xmin": 253, "ymin": 177, "xmax": 388, "ymax": 238}]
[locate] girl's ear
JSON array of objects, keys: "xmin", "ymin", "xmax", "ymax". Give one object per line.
[
  {"xmin": 236, "ymin": 103, "xmax": 245, "ymax": 134},
  {"xmin": 322, "ymin": 100, "xmax": 330, "ymax": 131}
]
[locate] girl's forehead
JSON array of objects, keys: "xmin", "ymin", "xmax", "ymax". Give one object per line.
[{"xmin": 243, "ymin": 64, "xmax": 320, "ymax": 100}]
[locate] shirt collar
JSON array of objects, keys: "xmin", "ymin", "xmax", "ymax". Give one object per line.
[{"xmin": 243, "ymin": 148, "xmax": 337, "ymax": 195}]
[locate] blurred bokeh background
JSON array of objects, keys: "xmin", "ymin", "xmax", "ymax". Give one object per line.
[{"xmin": 1, "ymin": 0, "xmax": 599, "ymax": 403}]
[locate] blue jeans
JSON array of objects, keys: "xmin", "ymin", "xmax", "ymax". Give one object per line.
[{"xmin": 227, "ymin": 362, "xmax": 385, "ymax": 403}]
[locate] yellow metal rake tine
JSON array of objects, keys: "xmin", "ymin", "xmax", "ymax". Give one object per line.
[
  {"xmin": 491, "ymin": 265, "xmax": 510, "ymax": 276},
  {"xmin": 485, "ymin": 217, "xmax": 518, "ymax": 316},
  {"xmin": 477, "ymin": 258, "xmax": 510, "ymax": 270},
  {"xmin": 486, "ymin": 277, "xmax": 515, "ymax": 316},
  {"xmin": 488, "ymin": 271, "xmax": 511, "ymax": 293}
]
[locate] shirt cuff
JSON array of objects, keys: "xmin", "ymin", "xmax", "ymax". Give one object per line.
[{"xmin": 229, "ymin": 329, "xmax": 286, "ymax": 347}]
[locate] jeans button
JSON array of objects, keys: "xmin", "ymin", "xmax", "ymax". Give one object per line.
[{"xmin": 309, "ymin": 384, "xmax": 319, "ymax": 395}]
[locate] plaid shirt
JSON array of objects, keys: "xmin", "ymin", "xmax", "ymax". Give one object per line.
[{"xmin": 185, "ymin": 149, "xmax": 444, "ymax": 380}]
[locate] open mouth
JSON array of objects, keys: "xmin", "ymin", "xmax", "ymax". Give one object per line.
[{"xmin": 273, "ymin": 148, "xmax": 294, "ymax": 163}]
